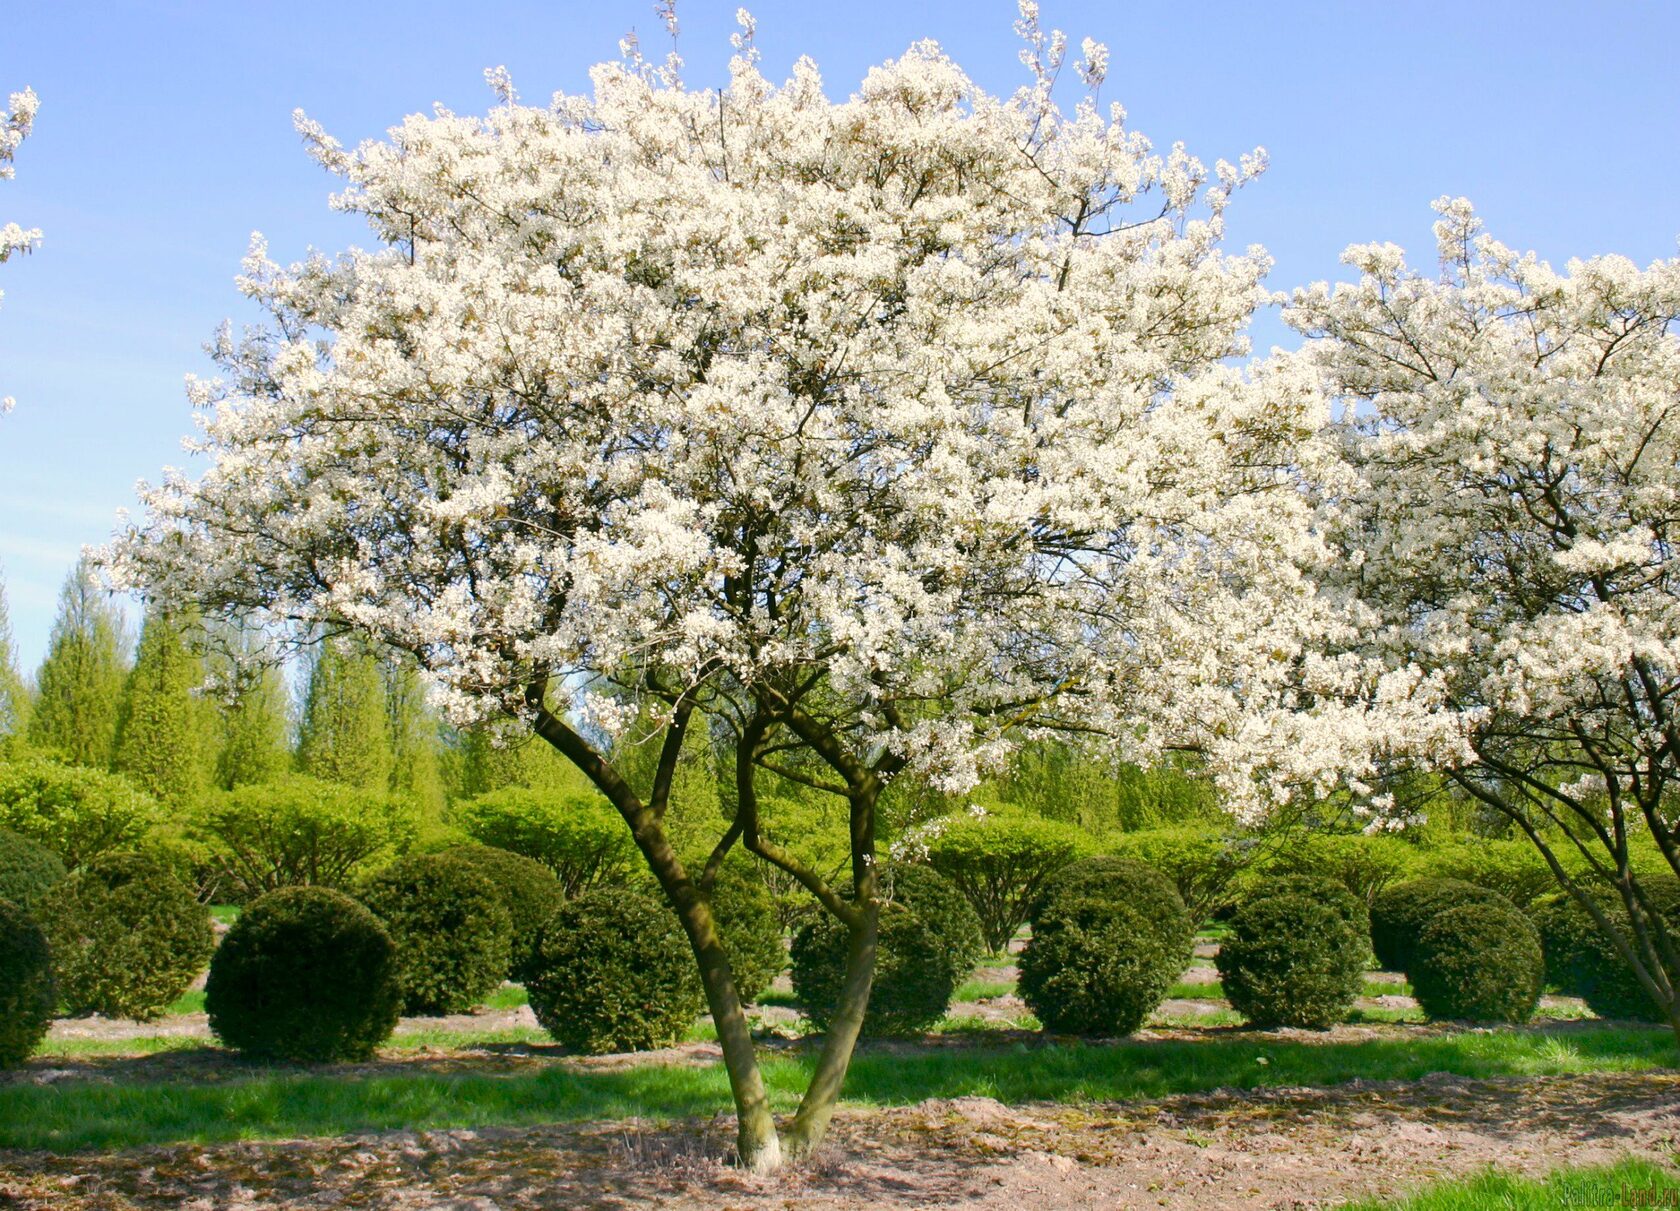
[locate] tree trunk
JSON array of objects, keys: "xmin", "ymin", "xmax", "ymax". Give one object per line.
[{"xmin": 785, "ymin": 900, "xmax": 878, "ymax": 1160}]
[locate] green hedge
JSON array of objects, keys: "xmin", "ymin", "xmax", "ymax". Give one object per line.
[
  {"xmin": 1530, "ymin": 881, "xmax": 1680, "ymax": 1022},
  {"xmin": 0, "ymin": 899, "xmax": 54, "ymax": 1066},
  {"xmin": 1019, "ymin": 893, "xmax": 1192, "ymax": 1036},
  {"xmin": 206, "ymin": 886, "xmax": 402, "ymax": 1062},
  {"xmin": 1370, "ymin": 878, "xmax": 1514, "ymax": 973},
  {"xmin": 1109, "ymin": 826, "xmax": 1255, "ymax": 924},
  {"xmin": 704, "ymin": 857, "xmax": 785, "ymax": 1004},
  {"xmin": 443, "ymin": 844, "xmax": 565, "ymax": 984},
  {"xmin": 1032, "ymin": 855, "xmax": 1192, "ymax": 939},
  {"xmin": 38, "ymin": 850, "xmax": 213, "ymax": 1020},
  {"xmin": 361, "ymin": 853, "xmax": 511, "ymax": 1015},
  {"xmin": 791, "ymin": 905, "xmax": 959, "ymax": 1038},
  {"xmin": 525, "ymin": 887, "xmax": 704, "ymax": 1053},
  {"xmin": 887, "ymin": 864, "xmax": 985, "ymax": 978},
  {"xmin": 0, "ymin": 827, "xmax": 65, "ymax": 912},
  {"xmin": 920, "ymin": 810, "xmax": 1088, "ymax": 953},
  {"xmin": 0, "ymin": 758, "xmax": 159, "ymax": 869},
  {"xmin": 1409, "ymin": 902, "xmax": 1544, "ymax": 1023},
  {"xmin": 1216, "ymin": 891, "xmax": 1365, "ymax": 1028}
]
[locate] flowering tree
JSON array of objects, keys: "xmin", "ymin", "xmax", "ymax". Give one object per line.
[
  {"xmin": 1288, "ymin": 198, "xmax": 1680, "ymax": 1037},
  {"xmin": 107, "ymin": 8, "xmax": 1446, "ymax": 1166},
  {"xmin": 2, "ymin": 85, "xmax": 40, "ymax": 414}
]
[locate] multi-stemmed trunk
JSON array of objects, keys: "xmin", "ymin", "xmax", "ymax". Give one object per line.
[{"xmin": 527, "ymin": 685, "xmax": 882, "ymax": 1171}]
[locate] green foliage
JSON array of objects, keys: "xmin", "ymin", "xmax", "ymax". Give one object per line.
[
  {"xmin": 1108, "ymin": 826, "xmax": 1256, "ymax": 925},
  {"xmin": 704, "ymin": 856, "xmax": 784, "ymax": 1003},
  {"xmin": 1256, "ymin": 832, "xmax": 1417, "ymax": 908},
  {"xmin": 27, "ymin": 558, "xmax": 129, "ymax": 768},
  {"xmin": 0, "ymin": 826, "xmax": 65, "ymax": 911},
  {"xmin": 206, "ymin": 886, "xmax": 402, "ymax": 1062},
  {"xmin": 1340, "ymin": 1160, "xmax": 1680, "ymax": 1211},
  {"xmin": 1018, "ymin": 893, "xmax": 1193, "ymax": 1036},
  {"xmin": 452, "ymin": 786, "xmax": 639, "ymax": 896},
  {"xmin": 446, "ymin": 722, "xmax": 588, "ymax": 800},
  {"xmin": 0, "ymin": 756, "xmax": 159, "ymax": 869},
  {"xmin": 442, "ymin": 844, "xmax": 565, "ymax": 984},
  {"xmin": 1532, "ymin": 881, "xmax": 1680, "ymax": 1022},
  {"xmin": 1370, "ymin": 878, "xmax": 1515, "ymax": 973},
  {"xmin": 297, "ymin": 636, "xmax": 392, "ymax": 791},
  {"xmin": 1251, "ymin": 873, "xmax": 1370, "ymax": 940},
  {"xmin": 525, "ymin": 886, "xmax": 704, "ymax": 1053},
  {"xmin": 1032, "ymin": 854, "xmax": 1192, "ymax": 934},
  {"xmin": 1409, "ymin": 902, "xmax": 1543, "ymax": 1022},
  {"xmin": 111, "ymin": 610, "xmax": 214, "ymax": 808},
  {"xmin": 38, "ymin": 850, "xmax": 213, "ymax": 1020},
  {"xmin": 195, "ymin": 777, "xmax": 419, "ymax": 900},
  {"xmin": 1413, "ymin": 838, "xmax": 1558, "ymax": 908},
  {"xmin": 0, "ymin": 566, "xmax": 32, "ymax": 741},
  {"xmin": 886, "ymin": 862, "xmax": 985, "ymax": 977},
  {"xmin": 918, "ymin": 809, "xmax": 1088, "ymax": 953},
  {"xmin": 207, "ymin": 628, "xmax": 292, "ymax": 790},
  {"xmin": 791, "ymin": 905, "xmax": 960, "ymax": 1037},
  {"xmin": 740, "ymin": 792, "xmax": 851, "ymax": 931},
  {"xmin": 1216, "ymin": 892, "xmax": 1366, "ymax": 1028},
  {"xmin": 384, "ymin": 655, "xmax": 443, "ymax": 813},
  {"xmin": 0, "ymin": 899, "xmax": 54, "ymax": 1066},
  {"xmin": 361, "ymin": 852, "xmax": 511, "ymax": 1014}
]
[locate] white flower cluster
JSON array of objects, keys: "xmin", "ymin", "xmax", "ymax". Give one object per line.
[
  {"xmin": 1, "ymin": 86, "xmax": 39, "ymax": 413},
  {"xmin": 1288, "ymin": 196, "xmax": 1680, "ymax": 830},
  {"xmin": 105, "ymin": 21, "xmax": 1451, "ymax": 824}
]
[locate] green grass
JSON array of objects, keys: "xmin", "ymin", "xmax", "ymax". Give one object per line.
[
  {"xmin": 1165, "ymin": 981, "xmax": 1226, "ymax": 1001},
  {"xmin": 954, "ymin": 979, "xmax": 1015, "ymax": 1002},
  {"xmin": 1343, "ymin": 1157, "xmax": 1680, "ymax": 1209},
  {"xmin": 209, "ymin": 905, "xmax": 241, "ymax": 926},
  {"xmin": 482, "ymin": 984, "xmax": 529, "ymax": 1011},
  {"xmin": 6, "ymin": 1023, "xmax": 1672, "ymax": 1153},
  {"xmin": 165, "ymin": 989, "xmax": 206, "ymax": 1016}
]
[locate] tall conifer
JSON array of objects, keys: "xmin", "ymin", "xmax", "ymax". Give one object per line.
[
  {"xmin": 27, "ymin": 559, "xmax": 128, "ymax": 766},
  {"xmin": 112, "ymin": 610, "xmax": 212, "ymax": 805},
  {"xmin": 296, "ymin": 635, "xmax": 391, "ymax": 789}
]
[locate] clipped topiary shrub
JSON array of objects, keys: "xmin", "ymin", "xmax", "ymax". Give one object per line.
[
  {"xmin": 887, "ymin": 863, "xmax": 985, "ymax": 978},
  {"xmin": 0, "ymin": 827, "xmax": 65, "ymax": 912},
  {"xmin": 1018, "ymin": 893, "xmax": 1192, "ymax": 1036},
  {"xmin": 525, "ymin": 887, "xmax": 704, "ymax": 1053},
  {"xmin": 1031, "ymin": 855, "xmax": 1193, "ymax": 940},
  {"xmin": 704, "ymin": 857, "xmax": 785, "ymax": 1004},
  {"xmin": 38, "ymin": 850, "xmax": 212, "ymax": 1020},
  {"xmin": 791, "ymin": 904, "xmax": 959, "ymax": 1038},
  {"xmin": 443, "ymin": 844, "xmax": 565, "ymax": 984},
  {"xmin": 1535, "ymin": 881, "xmax": 1680, "ymax": 1022},
  {"xmin": 1215, "ymin": 892, "xmax": 1365, "ymax": 1028},
  {"xmin": 206, "ymin": 886, "xmax": 402, "ymax": 1062},
  {"xmin": 1108, "ymin": 826, "xmax": 1256, "ymax": 926},
  {"xmin": 1256, "ymin": 832, "xmax": 1417, "ymax": 910},
  {"xmin": 1409, "ymin": 902, "xmax": 1544, "ymax": 1023},
  {"xmin": 1252, "ymin": 874, "xmax": 1371, "ymax": 941},
  {"xmin": 1370, "ymin": 878, "xmax": 1513, "ymax": 973},
  {"xmin": 915, "ymin": 808, "xmax": 1089, "ymax": 953},
  {"xmin": 1413, "ymin": 838, "xmax": 1557, "ymax": 909},
  {"xmin": 452, "ymin": 787, "xmax": 639, "ymax": 896},
  {"xmin": 0, "ymin": 899, "xmax": 54, "ymax": 1066},
  {"xmin": 0, "ymin": 758, "xmax": 159, "ymax": 869},
  {"xmin": 361, "ymin": 853, "xmax": 511, "ymax": 1015}
]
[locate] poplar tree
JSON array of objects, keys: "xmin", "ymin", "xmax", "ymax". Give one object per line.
[
  {"xmin": 0, "ymin": 566, "xmax": 32, "ymax": 741},
  {"xmin": 384, "ymin": 654, "xmax": 443, "ymax": 812},
  {"xmin": 28, "ymin": 559, "xmax": 128, "ymax": 767},
  {"xmin": 296, "ymin": 635, "xmax": 391, "ymax": 790},
  {"xmin": 112, "ymin": 610, "xmax": 212, "ymax": 805},
  {"xmin": 211, "ymin": 641, "xmax": 292, "ymax": 790}
]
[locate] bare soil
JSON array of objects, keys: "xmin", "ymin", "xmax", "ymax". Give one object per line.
[{"xmin": 2, "ymin": 1070, "xmax": 1676, "ymax": 1209}]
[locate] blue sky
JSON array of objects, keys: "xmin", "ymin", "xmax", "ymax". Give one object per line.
[{"xmin": 1, "ymin": 0, "xmax": 1677, "ymax": 670}]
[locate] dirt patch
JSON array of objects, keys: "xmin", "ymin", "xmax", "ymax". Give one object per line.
[{"xmin": 2, "ymin": 1070, "xmax": 1676, "ymax": 1209}]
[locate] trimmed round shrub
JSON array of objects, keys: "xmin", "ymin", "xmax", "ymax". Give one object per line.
[
  {"xmin": 1032, "ymin": 855, "xmax": 1194, "ymax": 942},
  {"xmin": 0, "ymin": 899, "xmax": 54, "ymax": 1066},
  {"xmin": 791, "ymin": 904, "xmax": 959, "ymax": 1037},
  {"xmin": 443, "ymin": 844, "xmax": 564, "ymax": 984},
  {"xmin": 1533, "ymin": 881, "xmax": 1680, "ymax": 1022},
  {"xmin": 1251, "ymin": 874, "xmax": 1370, "ymax": 941},
  {"xmin": 919, "ymin": 810, "xmax": 1089, "ymax": 952},
  {"xmin": 888, "ymin": 864, "xmax": 985, "ymax": 978},
  {"xmin": 1108, "ymin": 826, "xmax": 1255, "ymax": 926},
  {"xmin": 1256, "ymin": 832, "xmax": 1417, "ymax": 910},
  {"xmin": 525, "ymin": 887, "xmax": 704, "ymax": 1053},
  {"xmin": 0, "ymin": 827, "xmax": 65, "ymax": 912},
  {"xmin": 705, "ymin": 857, "xmax": 785, "ymax": 1004},
  {"xmin": 38, "ymin": 850, "xmax": 212, "ymax": 1020},
  {"xmin": 1370, "ymin": 878, "xmax": 1513, "ymax": 973},
  {"xmin": 1019, "ymin": 893, "xmax": 1192, "ymax": 1036},
  {"xmin": 1216, "ymin": 892, "xmax": 1365, "ymax": 1028},
  {"xmin": 1413, "ymin": 838, "xmax": 1557, "ymax": 909},
  {"xmin": 206, "ymin": 887, "xmax": 402, "ymax": 1062},
  {"xmin": 361, "ymin": 853, "xmax": 512, "ymax": 1015},
  {"xmin": 1409, "ymin": 902, "xmax": 1544, "ymax": 1023}
]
